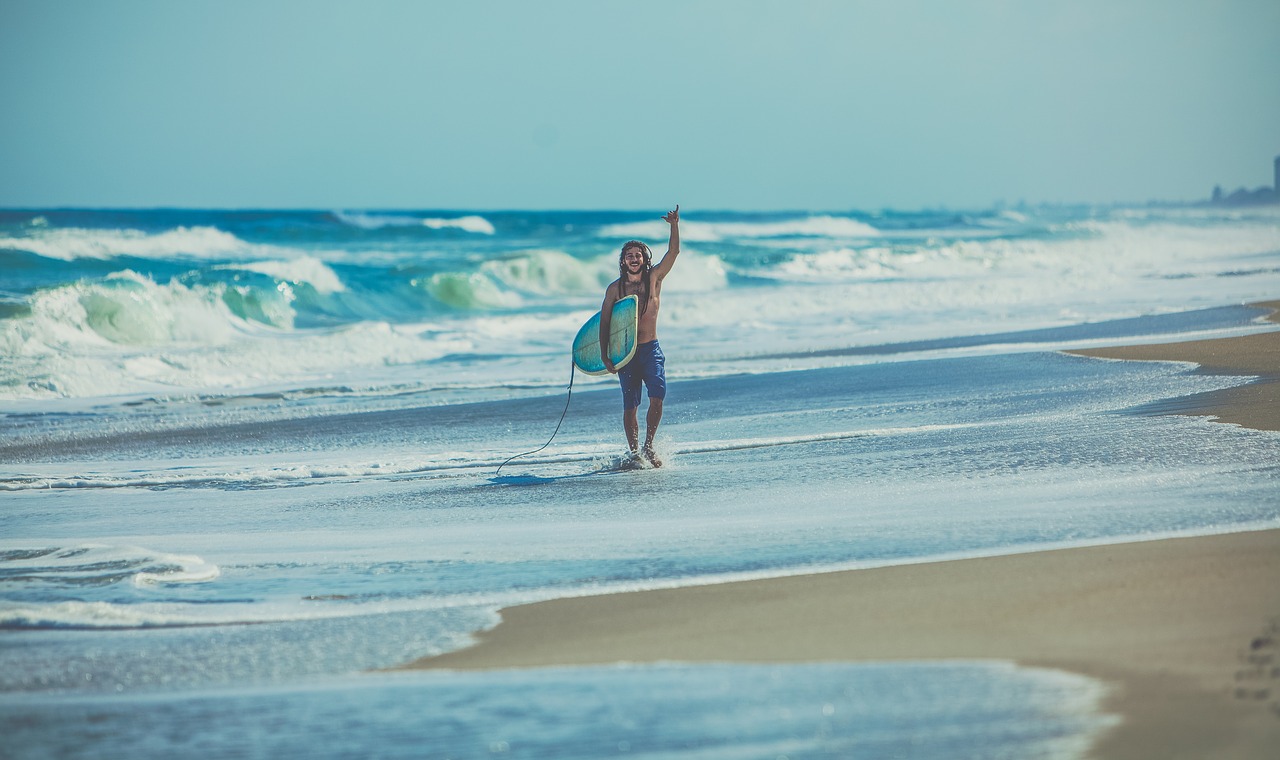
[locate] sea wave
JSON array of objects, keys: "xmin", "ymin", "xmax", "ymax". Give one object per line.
[
  {"xmin": 0, "ymin": 591, "xmax": 494, "ymax": 630},
  {"xmin": 29, "ymin": 269, "xmax": 292, "ymax": 346},
  {"xmin": 955, "ymin": 209, "xmax": 1033, "ymax": 229},
  {"xmin": 734, "ymin": 217, "xmax": 1280, "ymax": 284},
  {"xmin": 0, "ymin": 225, "xmax": 272, "ymax": 262},
  {"xmin": 1058, "ymin": 219, "xmax": 1280, "ymax": 262},
  {"xmin": 0, "ymin": 269, "xmax": 474, "ymax": 399},
  {"xmin": 35, "ymin": 270, "xmax": 265, "ymax": 346},
  {"xmin": 4, "ymin": 208, "xmax": 1275, "ymax": 401},
  {"xmin": 0, "ymin": 601, "xmax": 217, "ymax": 629},
  {"xmin": 416, "ymin": 249, "xmax": 730, "ymax": 311},
  {"xmin": 2, "ymin": 260, "xmax": 344, "ymax": 356},
  {"xmin": 661, "ymin": 252, "xmax": 731, "ymax": 292},
  {"xmin": 416, "ymin": 272, "xmax": 526, "ymax": 310},
  {"xmin": 756, "ymin": 247, "xmax": 911, "ymax": 282},
  {"xmin": 223, "ymin": 256, "xmax": 347, "ymax": 296},
  {"xmin": 598, "ymin": 216, "xmax": 882, "ymax": 243},
  {"xmin": 424, "ymin": 215, "xmax": 496, "ymax": 234},
  {"xmin": 0, "ymin": 544, "xmax": 219, "ymax": 590},
  {"xmin": 481, "ymin": 249, "xmax": 613, "ymax": 296},
  {"xmin": 333, "ymin": 210, "xmax": 496, "ymax": 234}
]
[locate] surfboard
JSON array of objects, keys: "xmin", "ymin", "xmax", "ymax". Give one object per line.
[{"xmin": 573, "ymin": 295, "xmax": 639, "ymax": 376}]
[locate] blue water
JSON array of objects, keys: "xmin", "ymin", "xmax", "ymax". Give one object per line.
[
  {"xmin": 1, "ymin": 663, "xmax": 1114, "ymax": 760},
  {"xmin": 2, "ymin": 206, "xmax": 1279, "ymax": 757}
]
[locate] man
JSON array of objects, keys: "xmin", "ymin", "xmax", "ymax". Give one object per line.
[{"xmin": 600, "ymin": 205, "xmax": 680, "ymax": 467}]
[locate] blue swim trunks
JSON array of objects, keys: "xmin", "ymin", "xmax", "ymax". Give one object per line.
[{"xmin": 619, "ymin": 340, "xmax": 665, "ymax": 410}]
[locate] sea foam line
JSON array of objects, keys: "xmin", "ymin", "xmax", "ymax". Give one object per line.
[
  {"xmin": 598, "ymin": 216, "xmax": 881, "ymax": 243},
  {"xmin": 0, "ymin": 543, "xmax": 220, "ymax": 588},
  {"xmin": 0, "ymin": 225, "xmax": 282, "ymax": 262},
  {"xmin": 0, "ymin": 422, "xmax": 991, "ymax": 492},
  {"xmin": 333, "ymin": 211, "xmax": 495, "ymax": 234}
]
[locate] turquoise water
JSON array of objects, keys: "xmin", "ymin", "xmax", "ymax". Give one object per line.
[
  {"xmin": 2, "ymin": 206, "xmax": 1278, "ymax": 757},
  {"xmin": 3, "ymin": 206, "xmax": 1278, "ymax": 402}
]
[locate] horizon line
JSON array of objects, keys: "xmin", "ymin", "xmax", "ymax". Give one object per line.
[{"xmin": 0, "ymin": 198, "xmax": 1234, "ymax": 215}]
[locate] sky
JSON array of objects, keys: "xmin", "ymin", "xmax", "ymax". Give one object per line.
[{"xmin": 2, "ymin": 0, "xmax": 1277, "ymax": 211}]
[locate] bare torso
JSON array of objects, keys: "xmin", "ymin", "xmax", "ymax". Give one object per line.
[{"xmin": 613, "ymin": 275, "xmax": 663, "ymax": 344}]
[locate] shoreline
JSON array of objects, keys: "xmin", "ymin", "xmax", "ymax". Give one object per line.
[
  {"xmin": 400, "ymin": 300, "xmax": 1280, "ymax": 758},
  {"xmin": 1068, "ymin": 299, "xmax": 1280, "ymax": 432},
  {"xmin": 403, "ymin": 532, "xmax": 1280, "ymax": 758}
]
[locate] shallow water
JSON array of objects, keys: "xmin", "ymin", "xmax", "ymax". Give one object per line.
[
  {"xmin": 2, "ymin": 662, "xmax": 1116, "ymax": 760},
  {"xmin": 2, "ymin": 206, "xmax": 1278, "ymax": 756}
]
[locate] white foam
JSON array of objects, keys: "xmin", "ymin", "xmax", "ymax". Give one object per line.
[
  {"xmin": 6, "ymin": 269, "xmax": 248, "ymax": 349},
  {"xmin": 655, "ymin": 215, "xmax": 1280, "ymax": 358},
  {"xmin": 228, "ymin": 257, "xmax": 347, "ymax": 295},
  {"xmin": 418, "ymin": 272, "xmax": 524, "ymax": 309},
  {"xmin": 0, "ymin": 544, "xmax": 220, "ymax": 589},
  {"xmin": 0, "ymin": 421, "xmax": 1012, "ymax": 493},
  {"xmin": 481, "ymin": 249, "xmax": 613, "ymax": 296},
  {"xmin": 332, "ymin": 210, "xmax": 422, "ymax": 229},
  {"xmin": 333, "ymin": 211, "xmax": 495, "ymax": 234},
  {"xmin": 5, "ymin": 210, "xmax": 1277, "ymax": 402},
  {"xmin": 422, "ymin": 215, "xmax": 496, "ymax": 235},
  {"xmin": 0, "ymin": 597, "xmax": 381, "ymax": 629},
  {"xmin": 0, "ymin": 445, "xmax": 541, "ymax": 491},
  {"xmin": 0, "ymin": 274, "xmax": 473, "ymax": 399},
  {"xmin": 740, "ymin": 218, "xmax": 1280, "ymax": 286},
  {"xmin": 0, "ymin": 225, "xmax": 270, "ymax": 261},
  {"xmin": 598, "ymin": 216, "xmax": 881, "ymax": 243},
  {"xmin": 0, "ymin": 601, "xmax": 212, "ymax": 629},
  {"xmin": 475, "ymin": 248, "xmax": 728, "ymax": 297},
  {"xmin": 760, "ymin": 247, "xmax": 909, "ymax": 281},
  {"xmin": 661, "ymin": 251, "xmax": 730, "ymax": 292}
]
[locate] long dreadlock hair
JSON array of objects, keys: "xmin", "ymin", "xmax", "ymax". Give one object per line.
[{"xmin": 618, "ymin": 240, "xmax": 653, "ymax": 315}]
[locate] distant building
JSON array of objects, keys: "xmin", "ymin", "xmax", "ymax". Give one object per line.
[{"xmin": 1209, "ymin": 156, "xmax": 1279, "ymax": 206}]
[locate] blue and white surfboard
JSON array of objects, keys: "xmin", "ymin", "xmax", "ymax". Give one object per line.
[{"xmin": 572, "ymin": 295, "xmax": 639, "ymax": 376}]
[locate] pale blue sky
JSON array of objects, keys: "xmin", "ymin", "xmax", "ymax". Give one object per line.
[{"xmin": 2, "ymin": 0, "xmax": 1277, "ymax": 210}]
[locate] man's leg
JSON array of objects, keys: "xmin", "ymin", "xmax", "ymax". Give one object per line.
[
  {"xmin": 643, "ymin": 398, "xmax": 663, "ymax": 466},
  {"xmin": 623, "ymin": 407, "xmax": 640, "ymax": 454},
  {"xmin": 620, "ymin": 363, "xmax": 642, "ymax": 455}
]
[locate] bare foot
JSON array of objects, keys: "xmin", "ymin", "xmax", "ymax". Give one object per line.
[{"xmin": 643, "ymin": 446, "xmax": 662, "ymax": 468}]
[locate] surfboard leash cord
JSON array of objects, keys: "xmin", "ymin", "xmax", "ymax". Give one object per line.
[{"xmin": 495, "ymin": 360, "xmax": 577, "ymax": 476}]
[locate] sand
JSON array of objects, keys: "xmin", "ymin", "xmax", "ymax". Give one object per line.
[
  {"xmin": 1069, "ymin": 299, "xmax": 1280, "ymax": 432},
  {"xmin": 401, "ymin": 300, "xmax": 1280, "ymax": 759}
]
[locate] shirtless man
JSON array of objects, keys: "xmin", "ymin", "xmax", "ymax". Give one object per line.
[{"xmin": 600, "ymin": 205, "xmax": 680, "ymax": 467}]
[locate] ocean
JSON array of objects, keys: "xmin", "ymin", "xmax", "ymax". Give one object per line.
[{"xmin": 2, "ymin": 205, "xmax": 1279, "ymax": 758}]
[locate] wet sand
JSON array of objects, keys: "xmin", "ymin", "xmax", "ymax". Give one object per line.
[
  {"xmin": 1069, "ymin": 299, "xmax": 1279, "ymax": 432},
  {"xmin": 401, "ymin": 300, "xmax": 1280, "ymax": 759}
]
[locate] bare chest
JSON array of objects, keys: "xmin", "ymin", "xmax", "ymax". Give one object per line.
[{"xmin": 620, "ymin": 279, "xmax": 661, "ymax": 337}]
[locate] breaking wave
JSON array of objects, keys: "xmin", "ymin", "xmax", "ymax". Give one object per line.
[
  {"xmin": 598, "ymin": 215, "xmax": 882, "ymax": 243},
  {"xmin": 333, "ymin": 211, "xmax": 496, "ymax": 234},
  {"xmin": 417, "ymin": 250, "xmax": 729, "ymax": 311},
  {"xmin": 2, "ymin": 206, "xmax": 1276, "ymax": 402},
  {"xmin": 0, "ymin": 543, "xmax": 219, "ymax": 596},
  {"xmin": 0, "ymin": 266, "xmax": 474, "ymax": 399},
  {"xmin": 0, "ymin": 225, "xmax": 273, "ymax": 262},
  {"xmin": 226, "ymin": 257, "xmax": 347, "ymax": 296}
]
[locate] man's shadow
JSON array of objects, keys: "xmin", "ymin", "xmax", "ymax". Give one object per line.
[
  {"xmin": 488, "ymin": 474, "xmax": 563, "ymax": 486},
  {"xmin": 488, "ymin": 457, "xmax": 650, "ymax": 486}
]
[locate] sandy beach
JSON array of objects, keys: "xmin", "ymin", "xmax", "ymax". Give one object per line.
[
  {"xmin": 403, "ymin": 301, "xmax": 1280, "ymax": 759},
  {"xmin": 1069, "ymin": 299, "xmax": 1280, "ymax": 432}
]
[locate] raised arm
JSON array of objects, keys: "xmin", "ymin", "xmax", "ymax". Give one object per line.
[{"xmin": 650, "ymin": 205, "xmax": 681, "ymax": 281}]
